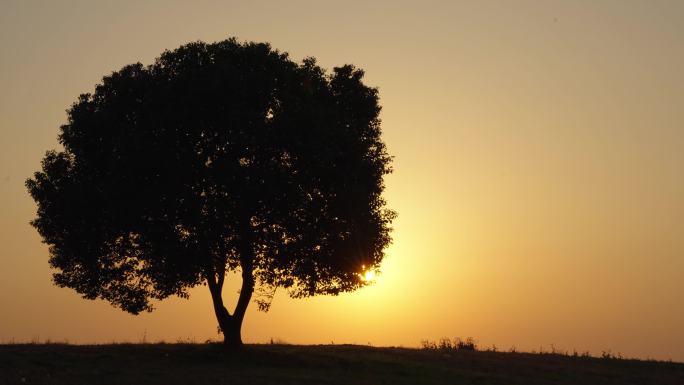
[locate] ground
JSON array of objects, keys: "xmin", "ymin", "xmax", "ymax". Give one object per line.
[{"xmin": 1, "ymin": 343, "xmax": 682, "ymax": 385}]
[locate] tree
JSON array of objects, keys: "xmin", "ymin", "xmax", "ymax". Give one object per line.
[{"xmin": 26, "ymin": 38, "xmax": 395, "ymax": 347}]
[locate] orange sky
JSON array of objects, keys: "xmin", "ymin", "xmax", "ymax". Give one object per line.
[{"xmin": 1, "ymin": 0, "xmax": 683, "ymax": 361}]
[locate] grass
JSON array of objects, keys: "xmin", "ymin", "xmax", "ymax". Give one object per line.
[{"xmin": 1, "ymin": 343, "xmax": 682, "ymax": 385}]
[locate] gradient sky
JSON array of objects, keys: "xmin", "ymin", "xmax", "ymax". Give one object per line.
[{"xmin": 1, "ymin": 0, "xmax": 683, "ymax": 361}]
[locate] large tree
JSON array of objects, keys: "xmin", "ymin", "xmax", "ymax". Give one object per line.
[{"xmin": 26, "ymin": 38, "xmax": 394, "ymax": 346}]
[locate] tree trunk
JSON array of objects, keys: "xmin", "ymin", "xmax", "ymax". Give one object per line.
[
  {"xmin": 207, "ymin": 265, "xmax": 254, "ymax": 348},
  {"xmin": 221, "ymin": 316, "xmax": 243, "ymax": 347},
  {"xmin": 208, "ymin": 222, "xmax": 255, "ymax": 348},
  {"xmin": 209, "ymin": 299, "xmax": 239, "ymax": 347}
]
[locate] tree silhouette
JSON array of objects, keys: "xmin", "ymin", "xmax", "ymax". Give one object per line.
[{"xmin": 26, "ymin": 38, "xmax": 395, "ymax": 347}]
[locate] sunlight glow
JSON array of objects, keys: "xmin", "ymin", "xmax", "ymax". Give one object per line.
[{"xmin": 360, "ymin": 266, "xmax": 376, "ymax": 282}]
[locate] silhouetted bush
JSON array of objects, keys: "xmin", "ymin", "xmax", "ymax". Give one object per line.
[
  {"xmin": 455, "ymin": 337, "xmax": 477, "ymax": 351},
  {"xmin": 420, "ymin": 340, "xmax": 437, "ymax": 350},
  {"xmin": 438, "ymin": 338, "xmax": 453, "ymax": 350},
  {"xmin": 421, "ymin": 337, "xmax": 477, "ymax": 351}
]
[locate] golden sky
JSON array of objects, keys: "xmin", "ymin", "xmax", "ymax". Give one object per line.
[{"xmin": 1, "ymin": 0, "xmax": 682, "ymax": 361}]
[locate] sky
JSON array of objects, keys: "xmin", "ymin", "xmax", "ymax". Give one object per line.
[{"xmin": 1, "ymin": 0, "xmax": 683, "ymax": 361}]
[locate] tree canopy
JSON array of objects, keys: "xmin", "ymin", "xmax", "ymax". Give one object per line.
[{"xmin": 26, "ymin": 38, "xmax": 394, "ymax": 346}]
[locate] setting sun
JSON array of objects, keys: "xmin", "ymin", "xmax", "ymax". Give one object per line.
[
  {"xmin": 362, "ymin": 270, "xmax": 376, "ymax": 282},
  {"xmin": 359, "ymin": 264, "xmax": 376, "ymax": 282}
]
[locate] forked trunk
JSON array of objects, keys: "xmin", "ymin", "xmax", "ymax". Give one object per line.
[
  {"xmin": 208, "ymin": 265, "xmax": 254, "ymax": 348},
  {"xmin": 212, "ymin": 303, "xmax": 242, "ymax": 347},
  {"xmin": 208, "ymin": 228, "xmax": 255, "ymax": 348}
]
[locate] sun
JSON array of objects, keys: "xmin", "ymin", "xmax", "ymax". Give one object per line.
[{"xmin": 359, "ymin": 265, "xmax": 376, "ymax": 282}]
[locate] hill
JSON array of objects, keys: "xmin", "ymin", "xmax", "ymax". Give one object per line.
[{"xmin": 1, "ymin": 343, "xmax": 682, "ymax": 384}]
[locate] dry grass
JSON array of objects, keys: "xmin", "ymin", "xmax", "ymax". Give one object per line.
[{"xmin": 1, "ymin": 343, "xmax": 682, "ymax": 385}]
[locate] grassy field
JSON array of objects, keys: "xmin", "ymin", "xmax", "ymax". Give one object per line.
[{"xmin": 1, "ymin": 343, "xmax": 682, "ymax": 385}]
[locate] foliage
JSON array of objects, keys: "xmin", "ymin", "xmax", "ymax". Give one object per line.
[{"xmin": 26, "ymin": 38, "xmax": 394, "ymax": 344}]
